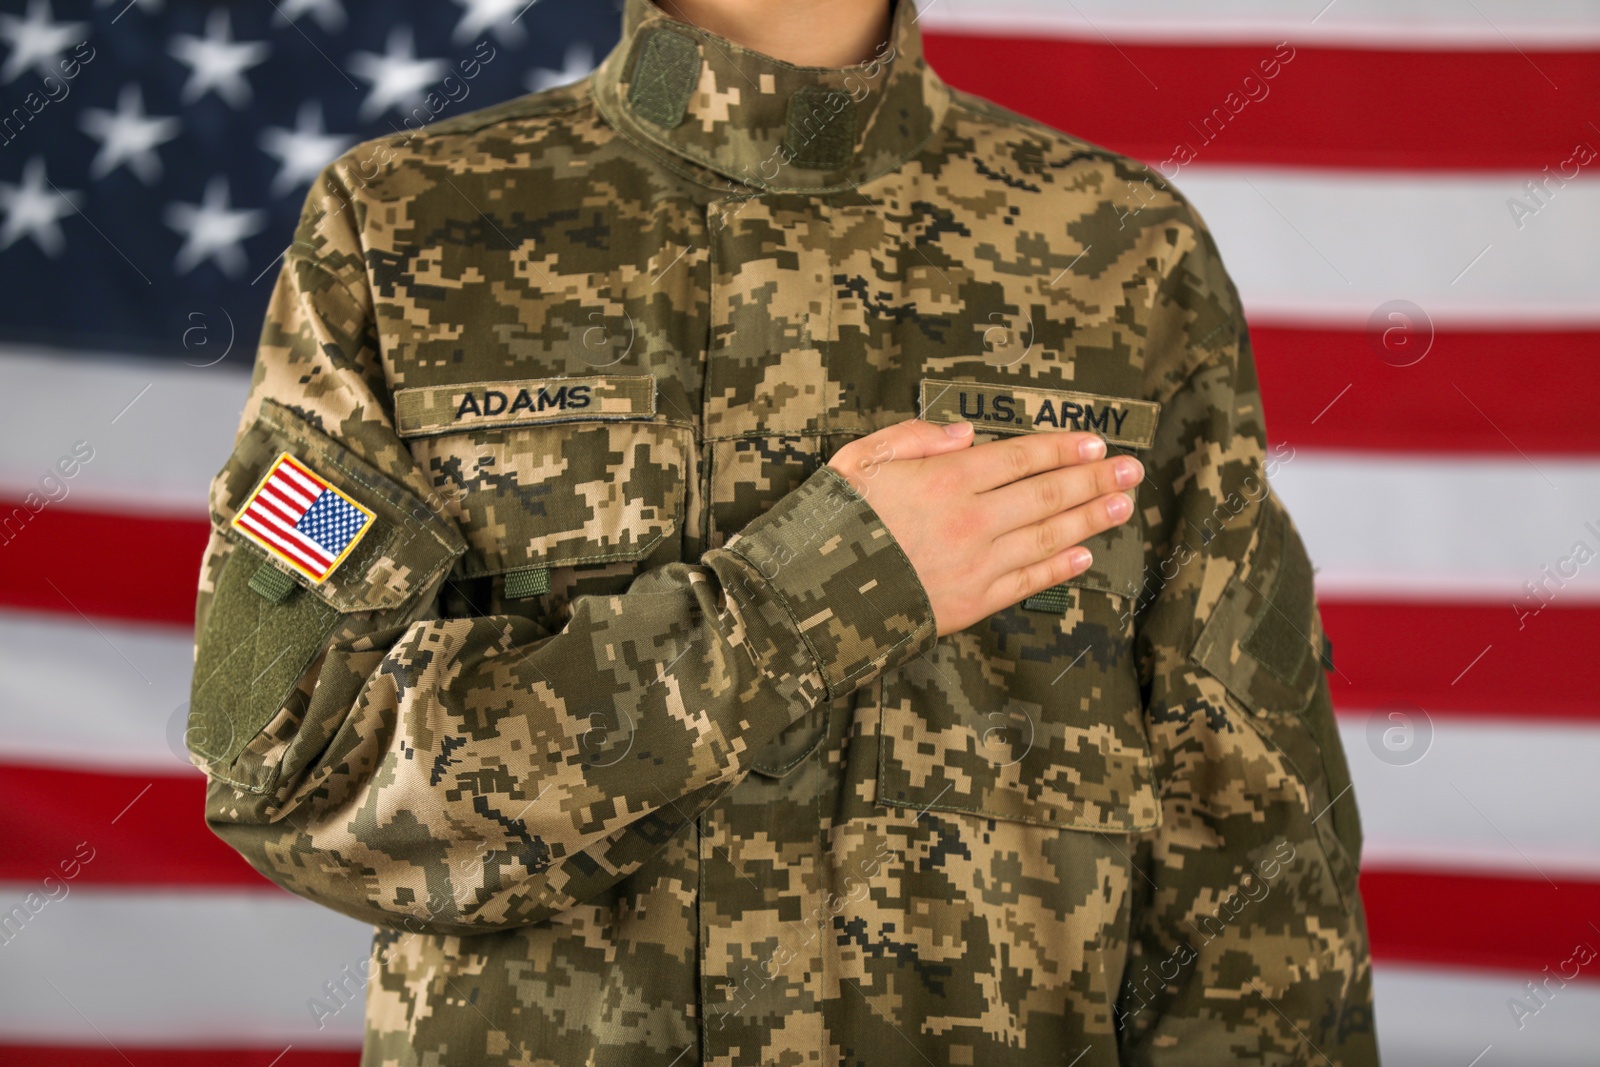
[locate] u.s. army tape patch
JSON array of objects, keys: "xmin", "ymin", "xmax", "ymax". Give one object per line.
[
  {"xmin": 230, "ymin": 453, "xmax": 375, "ymax": 583},
  {"xmin": 919, "ymin": 378, "xmax": 1161, "ymax": 449}
]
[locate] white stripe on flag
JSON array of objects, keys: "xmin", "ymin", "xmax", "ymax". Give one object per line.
[
  {"xmin": 6, "ymin": 607, "xmax": 1599, "ymax": 883},
  {"xmin": 2, "ymin": 178, "xmax": 1597, "ymax": 513},
  {"xmin": 0, "ymin": 344, "xmax": 248, "ymax": 516},
  {"xmin": 1339, "ymin": 716, "xmax": 1600, "ymax": 879},
  {"xmin": 1269, "ymin": 452, "xmax": 1600, "ymax": 603},
  {"xmin": 917, "ymin": 0, "xmax": 1600, "ymax": 49},
  {"xmin": 0, "ymin": 883, "xmax": 1593, "ymax": 1064},
  {"xmin": 1372, "ymin": 963, "xmax": 1600, "ymax": 1067},
  {"xmin": 250, "ymin": 486, "xmax": 337, "ymax": 562},
  {"xmin": 260, "ymin": 475, "xmax": 315, "ymax": 515},
  {"xmin": 0, "ymin": 610, "xmax": 195, "ymax": 774},
  {"xmin": 0, "ymin": 886, "xmax": 368, "ymax": 1047},
  {"xmin": 1176, "ymin": 169, "xmax": 1600, "ymax": 328},
  {"xmin": 276, "ymin": 460, "xmax": 326, "ymax": 500},
  {"xmin": 236, "ymin": 511, "xmax": 331, "ymax": 575}
]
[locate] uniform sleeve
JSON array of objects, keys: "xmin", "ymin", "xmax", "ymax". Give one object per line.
[
  {"xmin": 187, "ymin": 162, "xmax": 937, "ymax": 937},
  {"xmin": 1114, "ymin": 207, "xmax": 1379, "ymax": 1063}
]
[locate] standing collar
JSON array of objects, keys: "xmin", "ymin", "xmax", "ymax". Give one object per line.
[{"xmin": 591, "ymin": 0, "xmax": 949, "ymax": 193}]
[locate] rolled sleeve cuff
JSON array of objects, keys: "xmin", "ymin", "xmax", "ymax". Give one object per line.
[{"xmin": 723, "ymin": 465, "xmax": 938, "ymax": 701}]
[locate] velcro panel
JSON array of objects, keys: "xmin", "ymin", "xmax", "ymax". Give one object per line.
[
  {"xmin": 189, "ymin": 543, "xmax": 340, "ymax": 766},
  {"xmin": 628, "ymin": 27, "xmax": 700, "ymax": 129},
  {"xmin": 785, "ymin": 86, "xmax": 857, "ymax": 169}
]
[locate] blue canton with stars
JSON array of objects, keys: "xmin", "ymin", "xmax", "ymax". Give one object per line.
[
  {"xmin": 0, "ymin": 0, "xmax": 619, "ymax": 364},
  {"xmin": 296, "ymin": 487, "xmax": 368, "ymax": 558}
]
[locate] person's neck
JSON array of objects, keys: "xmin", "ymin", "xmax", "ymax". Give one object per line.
[{"xmin": 652, "ymin": 0, "xmax": 894, "ymax": 67}]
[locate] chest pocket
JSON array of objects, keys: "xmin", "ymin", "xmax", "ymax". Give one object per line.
[
  {"xmin": 393, "ymin": 375, "xmax": 693, "ymax": 602},
  {"xmin": 874, "ymin": 373, "xmax": 1162, "ymax": 833},
  {"xmin": 874, "ymin": 514, "xmax": 1159, "ymax": 832}
]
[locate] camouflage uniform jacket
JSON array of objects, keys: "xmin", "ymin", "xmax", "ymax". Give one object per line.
[{"xmin": 188, "ymin": 0, "xmax": 1379, "ymax": 1063}]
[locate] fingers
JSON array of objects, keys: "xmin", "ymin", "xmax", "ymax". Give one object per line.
[
  {"xmin": 987, "ymin": 488, "xmax": 1135, "ymax": 582},
  {"xmin": 982, "ymin": 453, "xmax": 1143, "ymax": 533},
  {"xmin": 993, "ymin": 543, "xmax": 1097, "ymax": 612},
  {"xmin": 870, "ymin": 417, "xmax": 977, "ymax": 460},
  {"xmin": 952, "ymin": 430, "xmax": 1109, "ymax": 493},
  {"xmin": 829, "ymin": 419, "xmax": 975, "ymax": 488}
]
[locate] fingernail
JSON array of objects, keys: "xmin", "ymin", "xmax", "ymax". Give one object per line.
[
  {"xmin": 1067, "ymin": 547, "xmax": 1092, "ymax": 570},
  {"xmin": 1115, "ymin": 457, "xmax": 1143, "ymax": 486},
  {"xmin": 1106, "ymin": 493, "xmax": 1132, "ymax": 520},
  {"xmin": 944, "ymin": 421, "xmax": 973, "ymax": 437},
  {"xmin": 1078, "ymin": 436, "xmax": 1106, "ymax": 461}
]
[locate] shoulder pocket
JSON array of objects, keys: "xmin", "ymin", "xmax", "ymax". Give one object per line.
[
  {"xmin": 393, "ymin": 375, "xmax": 692, "ymax": 592},
  {"xmin": 1191, "ymin": 493, "xmax": 1324, "ymax": 715},
  {"xmin": 1189, "ymin": 494, "xmax": 1363, "ymax": 891},
  {"xmin": 874, "ymin": 511, "xmax": 1159, "ymax": 832},
  {"xmin": 189, "ymin": 399, "xmax": 465, "ymax": 772}
]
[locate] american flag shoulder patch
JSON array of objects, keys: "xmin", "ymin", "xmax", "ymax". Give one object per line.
[{"xmin": 230, "ymin": 452, "xmax": 376, "ymax": 584}]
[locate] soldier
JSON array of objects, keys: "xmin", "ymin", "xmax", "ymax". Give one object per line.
[{"xmin": 187, "ymin": 0, "xmax": 1378, "ymax": 1063}]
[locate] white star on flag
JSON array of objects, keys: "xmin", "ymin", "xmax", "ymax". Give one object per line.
[
  {"xmin": 348, "ymin": 26, "xmax": 448, "ymax": 121},
  {"xmin": 259, "ymin": 100, "xmax": 354, "ymax": 197},
  {"xmin": 79, "ymin": 83, "xmax": 181, "ymax": 183},
  {"xmin": 527, "ymin": 41, "xmax": 594, "ymax": 92},
  {"xmin": 451, "ymin": 0, "xmax": 534, "ymax": 45},
  {"xmin": 169, "ymin": 7, "xmax": 270, "ymax": 109},
  {"xmin": 272, "ymin": 0, "xmax": 346, "ymax": 34},
  {"xmin": 0, "ymin": 156, "xmax": 78, "ymax": 256},
  {"xmin": 0, "ymin": 0, "xmax": 88, "ymax": 83},
  {"xmin": 164, "ymin": 175, "xmax": 265, "ymax": 277}
]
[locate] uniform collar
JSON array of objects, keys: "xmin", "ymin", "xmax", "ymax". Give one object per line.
[{"xmin": 591, "ymin": 0, "xmax": 949, "ymax": 193}]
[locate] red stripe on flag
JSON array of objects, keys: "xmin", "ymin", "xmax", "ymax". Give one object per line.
[
  {"xmin": 1253, "ymin": 327, "xmax": 1600, "ymax": 456},
  {"xmin": 7, "ymin": 758, "xmax": 1600, "ymax": 982},
  {"xmin": 261, "ymin": 470, "xmax": 317, "ymax": 514},
  {"xmin": 0, "ymin": 762, "xmax": 271, "ymax": 888},
  {"xmin": 6, "ymin": 507, "xmax": 1600, "ymax": 696},
  {"xmin": 0, "ymin": 1046, "xmax": 359, "ymax": 1067},
  {"xmin": 0, "ymin": 503, "xmax": 205, "ymax": 626},
  {"xmin": 921, "ymin": 35, "xmax": 1598, "ymax": 172},
  {"xmin": 1323, "ymin": 600, "xmax": 1600, "ymax": 722},
  {"xmin": 1362, "ymin": 868, "xmax": 1600, "ymax": 976},
  {"xmin": 252, "ymin": 485, "xmax": 295, "ymax": 519},
  {"xmin": 240, "ymin": 496, "xmax": 334, "ymax": 566},
  {"xmin": 280, "ymin": 456, "xmax": 331, "ymax": 498},
  {"xmin": 246, "ymin": 499, "xmax": 331, "ymax": 565},
  {"xmin": 235, "ymin": 512, "xmax": 330, "ymax": 577},
  {"xmin": 254, "ymin": 483, "xmax": 312, "ymax": 526}
]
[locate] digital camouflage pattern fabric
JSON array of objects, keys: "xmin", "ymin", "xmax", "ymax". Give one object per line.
[{"xmin": 187, "ymin": 0, "xmax": 1379, "ymax": 1062}]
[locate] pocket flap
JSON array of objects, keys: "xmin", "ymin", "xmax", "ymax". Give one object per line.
[
  {"xmin": 210, "ymin": 399, "xmax": 465, "ymax": 613},
  {"xmin": 395, "ymin": 376, "xmax": 690, "ymax": 579},
  {"xmin": 876, "ymin": 519, "xmax": 1159, "ymax": 833},
  {"xmin": 1190, "ymin": 495, "xmax": 1324, "ymax": 715}
]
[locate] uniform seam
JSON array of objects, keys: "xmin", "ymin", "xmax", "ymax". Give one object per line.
[
  {"xmin": 284, "ymin": 249, "xmax": 373, "ymax": 326},
  {"xmin": 942, "ymin": 89, "xmax": 1119, "ymax": 168},
  {"xmin": 722, "ymin": 542, "xmax": 835, "ymax": 695},
  {"xmin": 369, "ymin": 85, "xmax": 594, "ymax": 144},
  {"xmin": 819, "ymin": 202, "xmax": 837, "ymax": 437},
  {"xmin": 1151, "ymin": 318, "xmax": 1241, "ymax": 411}
]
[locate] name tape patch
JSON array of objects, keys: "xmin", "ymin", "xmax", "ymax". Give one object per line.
[
  {"xmin": 919, "ymin": 378, "xmax": 1160, "ymax": 449},
  {"xmin": 394, "ymin": 375, "xmax": 656, "ymax": 438},
  {"xmin": 231, "ymin": 452, "xmax": 375, "ymax": 584}
]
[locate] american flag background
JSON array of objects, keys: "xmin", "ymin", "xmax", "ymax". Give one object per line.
[{"xmin": 0, "ymin": 0, "xmax": 1597, "ymax": 1064}]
